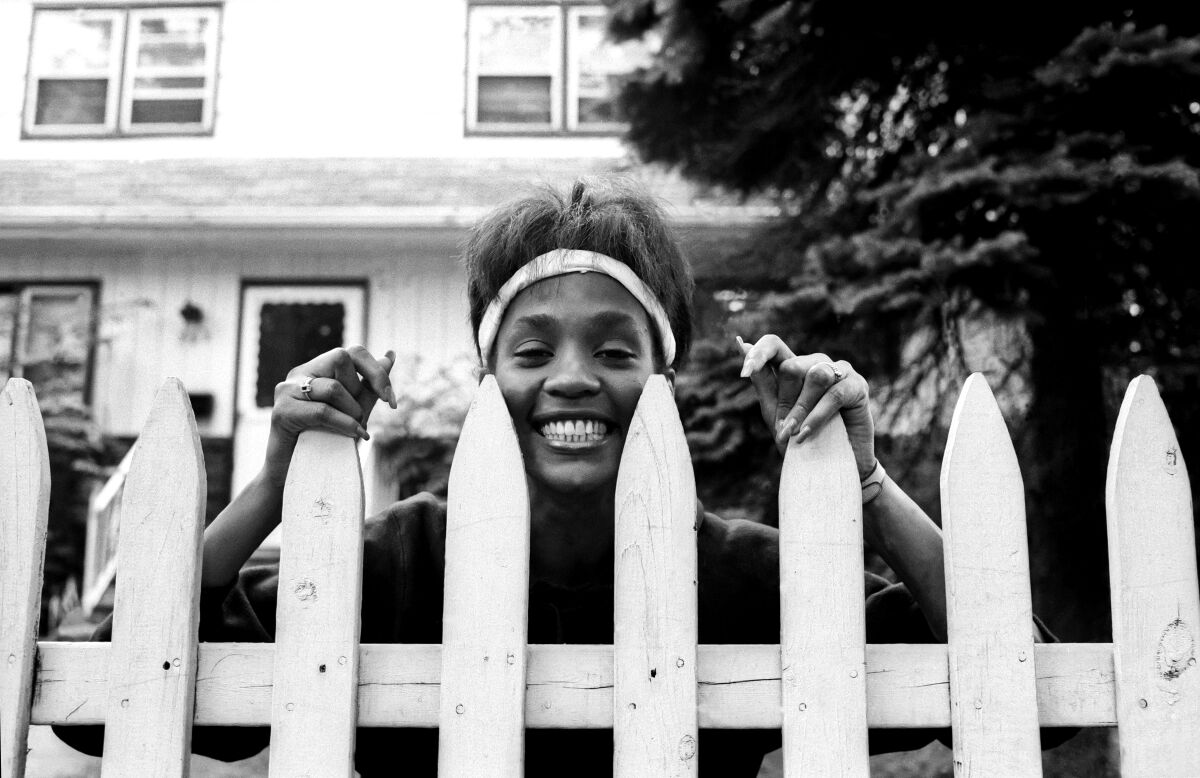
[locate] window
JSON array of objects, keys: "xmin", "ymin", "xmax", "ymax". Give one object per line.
[
  {"xmin": 0, "ymin": 285, "xmax": 97, "ymax": 406},
  {"xmin": 23, "ymin": 6, "xmax": 221, "ymax": 137},
  {"xmin": 466, "ymin": 3, "xmax": 654, "ymax": 133}
]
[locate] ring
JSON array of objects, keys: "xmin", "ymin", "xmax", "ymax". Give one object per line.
[
  {"xmin": 298, "ymin": 375, "xmax": 315, "ymax": 398},
  {"xmin": 818, "ymin": 362, "xmax": 845, "ymax": 382}
]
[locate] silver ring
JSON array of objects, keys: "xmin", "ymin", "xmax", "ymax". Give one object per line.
[
  {"xmin": 298, "ymin": 375, "xmax": 315, "ymax": 398},
  {"xmin": 818, "ymin": 361, "xmax": 845, "ymax": 382}
]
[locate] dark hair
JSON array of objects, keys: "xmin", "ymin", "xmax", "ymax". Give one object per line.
[{"xmin": 464, "ymin": 176, "xmax": 695, "ymax": 368}]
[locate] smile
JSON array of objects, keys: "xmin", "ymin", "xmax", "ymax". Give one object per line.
[{"xmin": 538, "ymin": 419, "xmax": 613, "ymax": 448}]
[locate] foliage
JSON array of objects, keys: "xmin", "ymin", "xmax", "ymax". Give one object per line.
[
  {"xmin": 39, "ymin": 397, "xmax": 105, "ymax": 635},
  {"xmin": 372, "ymin": 354, "xmax": 478, "ymax": 499},
  {"xmin": 613, "ymin": 0, "xmax": 1200, "ymax": 646}
]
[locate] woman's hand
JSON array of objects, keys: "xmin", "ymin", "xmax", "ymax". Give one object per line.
[
  {"xmin": 262, "ymin": 346, "xmax": 397, "ymax": 485},
  {"xmin": 738, "ymin": 334, "xmax": 875, "ymax": 479}
]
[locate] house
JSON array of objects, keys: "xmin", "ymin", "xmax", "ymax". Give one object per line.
[{"xmin": 0, "ymin": 0, "xmax": 769, "ymax": 550}]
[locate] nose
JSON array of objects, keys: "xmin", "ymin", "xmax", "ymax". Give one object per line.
[{"xmin": 544, "ymin": 348, "xmax": 601, "ymax": 398}]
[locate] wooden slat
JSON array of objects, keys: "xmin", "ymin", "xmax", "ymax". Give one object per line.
[
  {"xmin": 34, "ymin": 641, "xmax": 1117, "ymax": 728},
  {"xmin": 941, "ymin": 374, "xmax": 1041, "ymax": 777},
  {"xmin": 777, "ymin": 413, "xmax": 869, "ymax": 776},
  {"xmin": 1105, "ymin": 375, "xmax": 1200, "ymax": 777},
  {"xmin": 0, "ymin": 379, "xmax": 51, "ymax": 778},
  {"xmin": 269, "ymin": 431, "xmax": 365, "ymax": 777},
  {"xmin": 613, "ymin": 375, "xmax": 699, "ymax": 777},
  {"xmin": 101, "ymin": 379, "xmax": 206, "ymax": 777},
  {"xmin": 439, "ymin": 375, "xmax": 530, "ymax": 777}
]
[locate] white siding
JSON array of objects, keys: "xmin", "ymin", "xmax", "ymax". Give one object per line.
[{"xmin": 0, "ymin": 229, "xmax": 469, "ymax": 438}]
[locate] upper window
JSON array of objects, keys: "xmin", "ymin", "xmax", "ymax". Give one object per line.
[
  {"xmin": 23, "ymin": 6, "xmax": 221, "ymax": 137},
  {"xmin": 466, "ymin": 3, "xmax": 654, "ymax": 134}
]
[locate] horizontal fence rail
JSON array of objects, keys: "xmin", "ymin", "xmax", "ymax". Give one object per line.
[{"xmin": 2, "ymin": 371, "xmax": 1198, "ymax": 777}]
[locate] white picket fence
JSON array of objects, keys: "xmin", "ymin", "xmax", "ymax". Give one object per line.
[{"xmin": 1, "ymin": 371, "xmax": 1197, "ymax": 777}]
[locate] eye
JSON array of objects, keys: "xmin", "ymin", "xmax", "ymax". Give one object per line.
[
  {"xmin": 513, "ymin": 342, "xmax": 552, "ymax": 361},
  {"xmin": 597, "ymin": 346, "xmax": 637, "ymax": 361}
]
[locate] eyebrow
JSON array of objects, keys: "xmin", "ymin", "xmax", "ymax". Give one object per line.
[{"xmin": 509, "ymin": 310, "xmax": 645, "ymax": 334}]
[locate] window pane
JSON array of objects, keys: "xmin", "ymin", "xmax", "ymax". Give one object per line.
[
  {"xmin": 19, "ymin": 288, "xmax": 94, "ymax": 406},
  {"xmin": 478, "ymin": 76, "xmax": 552, "ymax": 124},
  {"xmin": 35, "ymin": 79, "xmax": 108, "ymax": 125},
  {"xmin": 134, "ymin": 76, "xmax": 206, "ymax": 89},
  {"xmin": 131, "ymin": 99, "xmax": 204, "ymax": 124},
  {"xmin": 31, "ymin": 14, "xmax": 115, "ymax": 72},
  {"xmin": 255, "ymin": 303, "xmax": 345, "ymax": 408},
  {"xmin": 136, "ymin": 15, "xmax": 209, "ymax": 68},
  {"xmin": 572, "ymin": 12, "xmax": 653, "ymax": 126},
  {"xmin": 477, "ymin": 13, "xmax": 557, "ymax": 73}
]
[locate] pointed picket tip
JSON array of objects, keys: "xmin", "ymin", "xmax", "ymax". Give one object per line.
[
  {"xmin": 449, "ymin": 374, "xmax": 525, "ymax": 485},
  {"xmin": 941, "ymin": 373, "xmax": 1020, "ymax": 490},
  {"xmin": 1106, "ymin": 374, "xmax": 1188, "ymax": 496},
  {"xmin": 1, "ymin": 378, "xmax": 50, "ymax": 480},
  {"xmin": 619, "ymin": 374, "xmax": 687, "ymax": 467},
  {"xmin": 136, "ymin": 378, "xmax": 203, "ymax": 462}
]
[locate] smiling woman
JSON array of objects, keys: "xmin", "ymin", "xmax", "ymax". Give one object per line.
[{"xmin": 53, "ymin": 177, "xmax": 1074, "ymax": 776}]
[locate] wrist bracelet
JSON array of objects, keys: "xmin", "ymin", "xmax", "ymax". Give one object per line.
[{"xmin": 861, "ymin": 460, "xmax": 887, "ymax": 505}]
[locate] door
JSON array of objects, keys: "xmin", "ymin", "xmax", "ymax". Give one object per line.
[{"xmin": 233, "ymin": 284, "xmax": 366, "ymax": 508}]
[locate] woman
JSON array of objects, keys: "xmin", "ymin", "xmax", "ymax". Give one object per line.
[{"xmin": 58, "ymin": 177, "xmax": 1063, "ymax": 775}]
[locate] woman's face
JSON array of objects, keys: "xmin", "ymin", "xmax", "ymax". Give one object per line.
[{"xmin": 490, "ymin": 272, "xmax": 668, "ymax": 498}]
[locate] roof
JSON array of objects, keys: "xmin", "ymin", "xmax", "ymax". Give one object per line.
[{"xmin": 0, "ymin": 157, "xmax": 778, "ymax": 229}]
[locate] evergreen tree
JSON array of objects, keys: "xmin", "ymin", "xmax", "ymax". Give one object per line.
[{"xmin": 615, "ymin": 1, "xmax": 1200, "ymax": 642}]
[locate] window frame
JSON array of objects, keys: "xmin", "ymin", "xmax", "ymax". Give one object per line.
[
  {"xmin": 22, "ymin": 3, "xmax": 223, "ymax": 139},
  {"xmin": 465, "ymin": 1, "xmax": 644, "ymax": 136}
]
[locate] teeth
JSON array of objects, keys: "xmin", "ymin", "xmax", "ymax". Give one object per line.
[{"xmin": 540, "ymin": 419, "xmax": 610, "ymax": 441}]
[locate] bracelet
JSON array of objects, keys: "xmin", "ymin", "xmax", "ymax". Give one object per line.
[{"xmin": 861, "ymin": 460, "xmax": 888, "ymax": 505}]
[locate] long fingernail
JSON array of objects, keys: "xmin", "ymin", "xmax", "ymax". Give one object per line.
[
  {"xmin": 794, "ymin": 425, "xmax": 812, "ymax": 445},
  {"xmin": 384, "ymin": 386, "xmax": 397, "ymax": 408},
  {"xmin": 357, "ymin": 426, "xmax": 370, "ymax": 440},
  {"xmin": 735, "ymin": 335, "xmax": 750, "ymax": 353},
  {"xmin": 740, "ymin": 357, "xmax": 757, "ymax": 378},
  {"xmin": 776, "ymin": 418, "xmax": 797, "ymax": 443}
]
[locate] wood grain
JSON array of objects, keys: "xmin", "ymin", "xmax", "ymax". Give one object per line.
[
  {"xmin": 439, "ymin": 375, "xmax": 530, "ymax": 777},
  {"xmin": 269, "ymin": 430, "xmax": 365, "ymax": 777},
  {"xmin": 0, "ymin": 379, "xmax": 51, "ymax": 778},
  {"xmin": 778, "ymin": 413, "xmax": 869, "ymax": 776},
  {"xmin": 101, "ymin": 379, "xmax": 206, "ymax": 777},
  {"xmin": 1105, "ymin": 376, "xmax": 1200, "ymax": 777},
  {"xmin": 613, "ymin": 376, "xmax": 699, "ymax": 777},
  {"xmin": 941, "ymin": 374, "xmax": 1042, "ymax": 777}
]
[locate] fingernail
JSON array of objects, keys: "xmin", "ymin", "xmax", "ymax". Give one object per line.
[
  {"xmin": 385, "ymin": 349, "xmax": 396, "ymax": 363},
  {"xmin": 384, "ymin": 386, "xmax": 397, "ymax": 408},
  {"xmin": 740, "ymin": 357, "xmax": 757, "ymax": 378},
  {"xmin": 776, "ymin": 418, "xmax": 796, "ymax": 443},
  {"xmin": 794, "ymin": 425, "xmax": 812, "ymax": 445},
  {"xmin": 735, "ymin": 335, "xmax": 749, "ymax": 352},
  {"xmin": 357, "ymin": 426, "xmax": 370, "ymax": 440}
]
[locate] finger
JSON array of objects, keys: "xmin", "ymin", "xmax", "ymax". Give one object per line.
[
  {"xmin": 347, "ymin": 345, "xmax": 397, "ymax": 410},
  {"xmin": 736, "ymin": 336, "xmax": 779, "ymax": 429},
  {"xmin": 280, "ymin": 396, "xmax": 368, "ymax": 440},
  {"xmin": 739, "ymin": 334, "xmax": 796, "ymax": 378},
  {"xmin": 301, "ymin": 376, "xmax": 363, "ymax": 422},
  {"xmin": 777, "ymin": 360, "xmax": 844, "ymax": 442},
  {"xmin": 790, "ymin": 368, "xmax": 864, "ymax": 445}
]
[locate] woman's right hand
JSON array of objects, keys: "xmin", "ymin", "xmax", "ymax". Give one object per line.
[{"xmin": 262, "ymin": 346, "xmax": 397, "ymax": 486}]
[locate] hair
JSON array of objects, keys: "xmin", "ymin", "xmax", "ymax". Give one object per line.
[{"xmin": 464, "ymin": 176, "xmax": 695, "ymax": 369}]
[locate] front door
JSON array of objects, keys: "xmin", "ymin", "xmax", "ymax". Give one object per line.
[{"xmin": 233, "ymin": 284, "xmax": 366, "ymax": 506}]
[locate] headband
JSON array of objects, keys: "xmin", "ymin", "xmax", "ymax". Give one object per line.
[{"xmin": 476, "ymin": 249, "xmax": 677, "ymax": 365}]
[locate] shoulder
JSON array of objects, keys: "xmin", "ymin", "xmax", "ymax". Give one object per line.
[{"xmin": 363, "ymin": 492, "xmax": 447, "ymax": 576}]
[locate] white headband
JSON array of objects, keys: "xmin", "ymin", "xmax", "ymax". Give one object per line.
[{"xmin": 476, "ymin": 249, "xmax": 677, "ymax": 365}]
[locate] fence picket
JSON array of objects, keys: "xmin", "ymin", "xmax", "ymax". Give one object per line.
[
  {"xmin": 439, "ymin": 375, "xmax": 530, "ymax": 777},
  {"xmin": 941, "ymin": 374, "xmax": 1041, "ymax": 777},
  {"xmin": 268, "ymin": 430, "xmax": 365, "ymax": 776},
  {"xmin": 100, "ymin": 379, "xmax": 206, "ymax": 777},
  {"xmin": 0, "ymin": 379, "xmax": 51, "ymax": 778},
  {"xmin": 613, "ymin": 375, "xmax": 699, "ymax": 777},
  {"xmin": 1105, "ymin": 375, "xmax": 1200, "ymax": 777},
  {"xmin": 777, "ymin": 412, "xmax": 869, "ymax": 776}
]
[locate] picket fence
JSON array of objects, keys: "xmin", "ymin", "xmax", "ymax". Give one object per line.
[{"xmin": 1, "ymin": 372, "xmax": 1197, "ymax": 777}]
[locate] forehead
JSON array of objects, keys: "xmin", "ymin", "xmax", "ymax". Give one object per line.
[{"xmin": 500, "ymin": 272, "xmax": 650, "ymax": 329}]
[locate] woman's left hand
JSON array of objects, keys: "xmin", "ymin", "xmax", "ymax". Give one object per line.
[{"xmin": 739, "ymin": 334, "xmax": 876, "ymax": 479}]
